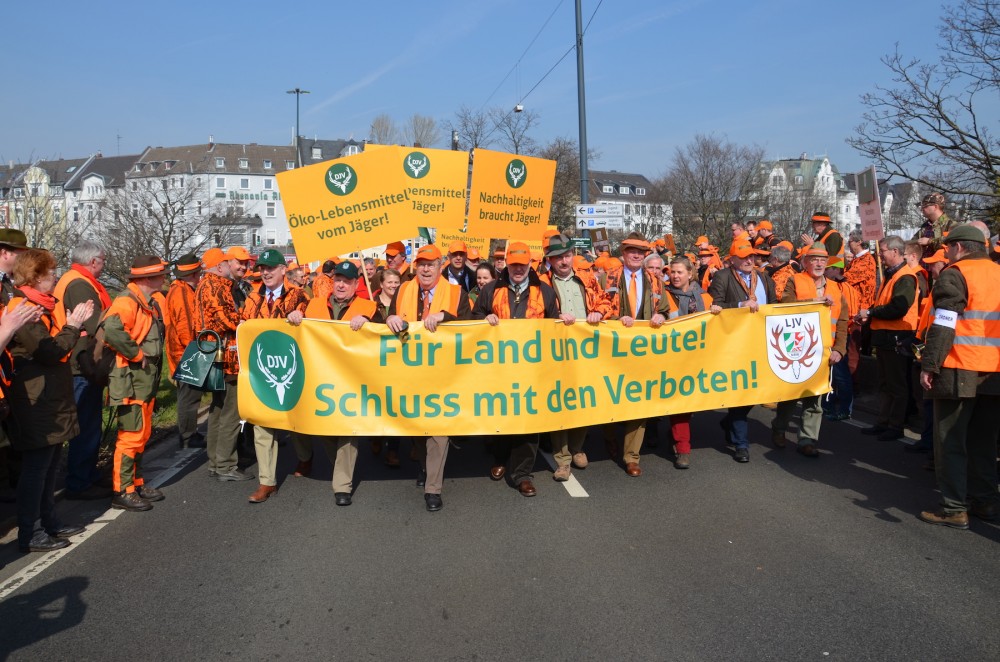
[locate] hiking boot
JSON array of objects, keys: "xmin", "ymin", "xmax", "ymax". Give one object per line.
[{"xmin": 112, "ymin": 491, "xmax": 153, "ymax": 512}]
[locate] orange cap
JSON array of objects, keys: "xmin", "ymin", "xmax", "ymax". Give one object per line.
[
  {"xmin": 467, "ymin": 248, "xmax": 480, "ymax": 260},
  {"xmin": 448, "ymin": 240, "xmax": 467, "ymax": 254},
  {"xmin": 415, "ymin": 244, "xmax": 442, "ymax": 262},
  {"xmin": 729, "ymin": 242, "xmax": 756, "ymax": 259},
  {"xmin": 202, "ymin": 247, "xmax": 227, "ymax": 269},
  {"xmin": 506, "ymin": 242, "xmax": 531, "ymax": 265},
  {"xmin": 777, "ymin": 241, "xmax": 795, "ymax": 252},
  {"xmin": 757, "ymin": 220, "xmax": 773, "ymax": 231},
  {"xmin": 385, "ymin": 241, "xmax": 406, "ymax": 256},
  {"xmin": 923, "ymin": 249, "xmax": 947, "ymax": 264},
  {"xmin": 573, "ymin": 255, "xmax": 591, "ymax": 270},
  {"xmin": 226, "ymin": 246, "xmax": 251, "ymax": 261}
]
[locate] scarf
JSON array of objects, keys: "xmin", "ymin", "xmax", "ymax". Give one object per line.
[
  {"xmin": 19, "ymin": 286, "xmax": 56, "ymax": 312},
  {"xmin": 72, "ymin": 264, "xmax": 112, "ymax": 309}
]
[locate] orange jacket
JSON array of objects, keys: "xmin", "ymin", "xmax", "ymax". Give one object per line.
[
  {"xmin": 195, "ymin": 272, "xmax": 241, "ymax": 375},
  {"xmin": 242, "ymin": 284, "xmax": 310, "ymax": 321},
  {"xmin": 844, "ymin": 251, "xmax": 877, "ymax": 309},
  {"xmin": 164, "ymin": 280, "xmax": 198, "ymax": 374}
]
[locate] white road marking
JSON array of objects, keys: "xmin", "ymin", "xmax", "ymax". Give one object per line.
[
  {"xmin": 540, "ymin": 451, "xmax": 589, "ymax": 498},
  {"xmin": 0, "ymin": 449, "xmax": 203, "ymax": 602}
]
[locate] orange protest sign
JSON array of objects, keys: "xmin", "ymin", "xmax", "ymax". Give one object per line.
[
  {"xmin": 466, "ymin": 149, "xmax": 555, "ymax": 242},
  {"xmin": 276, "ymin": 148, "xmax": 422, "ymax": 263}
]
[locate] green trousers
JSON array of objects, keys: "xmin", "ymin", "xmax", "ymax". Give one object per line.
[{"xmin": 933, "ymin": 395, "xmax": 1000, "ymax": 514}]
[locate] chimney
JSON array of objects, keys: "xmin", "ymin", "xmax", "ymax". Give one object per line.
[
  {"xmin": 800, "ymin": 152, "xmax": 808, "ymax": 160},
  {"xmin": 209, "ymin": 135, "xmax": 215, "ymax": 148}
]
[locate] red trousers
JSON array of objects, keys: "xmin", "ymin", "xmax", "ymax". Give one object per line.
[
  {"xmin": 113, "ymin": 399, "xmax": 154, "ymax": 493},
  {"xmin": 670, "ymin": 413, "xmax": 692, "ymax": 454}
]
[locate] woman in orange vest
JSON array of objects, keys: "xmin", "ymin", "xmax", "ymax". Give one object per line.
[
  {"xmin": 6, "ymin": 248, "xmax": 94, "ymax": 552},
  {"xmin": 662, "ymin": 256, "xmax": 712, "ymax": 469}
]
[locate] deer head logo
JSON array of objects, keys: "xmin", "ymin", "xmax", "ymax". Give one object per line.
[
  {"xmin": 506, "ymin": 159, "xmax": 527, "ymax": 189},
  {"xmin": 248, "ymin": 331, "xmax": 306, "ymax": 411},
  {"xmin": 404, "ymin": 152, "xmax": 430, "ymax": 179},
  {"xmin": 765, "ymin": 312, "xmax": 824, "ymax": 384},
  {"xmin": 325, "ymin": 163, "xmax": 357, "ymax": 196}
]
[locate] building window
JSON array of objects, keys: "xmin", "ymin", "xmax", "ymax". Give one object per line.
[
  {"xmin": 794, "ymin": 175, "xmax": 803, "ymax": 185},
  {"xmin": 239, "ymin": 158, "xmax": 248, "ymax": 169},
  {"xmin": 263, "ymin": 159, "xmax": 272, "ymax": 169},
  {"xmin": 216, "ymin": 177, "xmax": 225, "ymax": 189},
  {"xmin": 266, "ymin": 202, "xmax": 275, "ymax": 217},
  {"xmin": 162, "ymin": 180, "xmax": 168, "ymax": 191},
  {"xmin": 266, "ymin": 229, "xmax": 277, "ymax": 245},
  {"xmin": 285, "ymin": 160, "xmax": 295, "ymax": 169},
  {"xmin": 345, "ymin": 145, "xmax": 360, "ymax": 156},
  {"xmin": 240, "ymin": 178, "xmax": 250, "ymax": 190},
  {"xmin": 636, "ymin": 187, "xmax": 646, "ymax": 196},
  {"xmin": 618, "ymin": 185, "xmax": 630, "ymax": 194},
  {"xmin": 197, "ymin": 201, "xmax": 203, "ymax": 216},
  {"xmin": 845, "ymin": 204, "xmax": 850, "ymax": 214},
  {"xmin": 165, "ymin": 161, "xmax": 174, "ymax": 170},
  {"xmin": 216, "ymin": 157, "xmax": 225, "ymax": 168},
  {"xmin": 602, "ymin": 185, "xmax": 614, "ymax": 194},
  {"xmin": 264, "ymin": 178, "xmax": 273, "ymax": 190},
  {"xmin": 134, "ymin": 164, "xmax": 143, "ymax": 172},
  {"xmin": 624, "ymin": 204, "xmax": 631, "ymax": 214},
  {"xmin": 311, "ymin": 147, "xmax": 322, "ymax": 160}
]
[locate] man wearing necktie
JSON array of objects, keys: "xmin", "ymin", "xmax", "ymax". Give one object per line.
[
  {"xmin": 604, "ymin": 233, "xmax": 668, "ymax": 477},
  {"xmin": 240, "ymin": 249, "xmax": 309, "ymax": 503},
  {"xmin": 709, "ymin": 240, "xmax": 778, "ymax": 462},
  {"xmin": 387, "ymin": 244, "xmax": 471, "ymax": 511}
]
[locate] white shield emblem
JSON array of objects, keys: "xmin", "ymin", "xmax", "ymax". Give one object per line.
[{"xmin": 765, "ymin": 311, "xmax": 823, "ymax": 384}]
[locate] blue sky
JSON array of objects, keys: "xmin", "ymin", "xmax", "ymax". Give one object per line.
[{"xmin": 2, "ymin": 0, "xmax": 951, "ymax": 179}]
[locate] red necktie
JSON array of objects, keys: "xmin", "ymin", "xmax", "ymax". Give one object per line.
[
  {"xmin": 421, "ymin": 290, "xmax": 431, "ymax": 319},
  {"xmin": 266, "ymin": 292, "xmax": 274, "ymax": 314}
]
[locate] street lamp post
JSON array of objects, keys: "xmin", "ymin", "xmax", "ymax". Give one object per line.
[{"xmin": 286, "ymin": 88, "xmax": 310, "ymax": 166}]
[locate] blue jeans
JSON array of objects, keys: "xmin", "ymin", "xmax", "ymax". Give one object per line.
[
  {"xmin": 823, "ymin": 358, "xmax": 854, "ymax": 417},
  {"xmin": 66, "ymin": 376, "xmax": 104, "ymax": 492},
  {"xmin": 17, "ymin": 444, "xmax": 61, "ymax": 548},
  {"xmin": 728, "ymin": 406, "xmax": 753, "ymax": 449}
]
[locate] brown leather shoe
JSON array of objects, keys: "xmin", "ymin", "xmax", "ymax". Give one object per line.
[
  {"xmin": 370, "ymin": 439, "xmax": 382, "ymax": 456},
  {"xmin": 797, "ymin": 443, "xmax": 820, "ymax": 458},
  {"xmin": 919, "ymin": 509, "xmax": 969, "ymax": 530},
  {"xmin": 553, "ymin": 465, "xmax": 571, "ymax": 481},
  {"xmin": 248, "ymin": 485, "xmax": 277, "ymax": 503},
  {"xmin": 969, "ymin": 502, "xmax": 999, "ymax": 521},
  {"xmin": 572, "ymin": 452, "xmax": 588, "ymax": 469},
  {"xmin": 674, "ymin": 453, "xmax": 690, "ymax": 469},
  {"xmin": 517, "ymin": 480, "xmax": 537, "ymax": 497},
  {"xmin": 293, "ymin": 460, "xmax": 312, "ymax": 477},
  {"xmin": 384, "ymin": 450, "xmax": 401, "ymax": 468},
  {"xmin": 625, "ymin": 462, "xmax": 642, "ymax": 477},
  {"xmin": 489, "ymin": 465, "xmax": 506, "ymax": 481}
]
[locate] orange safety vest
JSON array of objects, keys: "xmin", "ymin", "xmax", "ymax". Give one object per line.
[
  {"xmin": 915, "ymin": 293, "xmax": 934, "ymax": 343},
  {"xmin": 304, "ymin": 295, "xmax": 376, "ymax": 321},
  {"xmin": 870, "ymin": 264, "xmax": 919, "ymax": 332},
  {"xmin": 818, "ymin": 228, "xmax": 846, "ymax": 263},
  {"xmin": 940, "ymin": 259, "xmax": 1000, "ymax": 372},
  {"xmin": 6, "ymin": 298, "xmax": 68, "ymax": 362},
  {"xmin": 664, "ymin": 289, "xmax": 712, "ymax": 319},
  {"xmin": 103, "ymin": 283, "xmax": 161, "ymax": 368},
  {"xmin": 790, "ymin": 273, "xmax": 843, "ymax": 341},
  {"xmin": 395, "ymin": 279, "xmax": 460, "ymax": 321}
]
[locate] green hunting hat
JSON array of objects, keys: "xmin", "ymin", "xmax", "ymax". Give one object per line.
[
  {"xmin": 333, "ymin": 261, "xmax": 359, "ymax": 279},
  {"xmin": 942, "ymin": 224, "xmax": 987, "ymax": 245},
  {"xmin": 0, "ymin": 228, "xmax": 29, "ymax": 250},
  {"xmin": 172, "ymin": 252, "xmax": 202, "ymax": 277},
  {"xmin": 545, "ymin": 233, "xmax": 573, "ymax": 258},
  {"xmin": 256, "ymin": 249, "xmax": 286, "ymax": 268}
]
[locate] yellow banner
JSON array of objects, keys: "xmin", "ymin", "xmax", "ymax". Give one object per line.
[
  {"xmin": 237, "ymin": 303, "xmax": 831, "ymax": 436},
  {"xmin": 466, "ymin": 149, "xmax": 556, "ymax": 242},
  {"xmin": 276, "ymin": 149, "xmax": 422, "ymax": 263},
  {"xmin": 436, "ymin": 230, "xmax": 489, "ymax": 259}
]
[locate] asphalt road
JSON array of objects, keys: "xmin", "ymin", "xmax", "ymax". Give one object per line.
[{"xmin": 0, "ymin": 408, "xmax": 997, "ymax": 661}]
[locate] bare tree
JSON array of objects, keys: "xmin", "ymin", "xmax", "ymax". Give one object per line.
[
  {"xmin": 488, "ymin": 107, "xmax": 539, "ymax": 155},
  {"xmin": 848, "ymin": 0, "xmax": 999, "ymax": 213},
  {"xmin": 4, "ymin": 166, "xmax": 90, "ymax": 266},
  {"xmin": 369, "ymin": 114, "xmax": 400, "ymax": 145},
  {"xmin": 656, "ymin": 134, "xmax": 766, "ymax": 248},
  {"xmin": 96, "ymin": 176, "xmax": 223, "ymax": 285},
  {"xmin": 536, "ymin": 136, "xmax": 600, "ymax": 231},
  {"xmin": 401, "ymin": 114, "xmax": 441, "ymax": 148},
  {"xmin": 443, "ymin": 105, "xmax": 495, "ymax": 151}
]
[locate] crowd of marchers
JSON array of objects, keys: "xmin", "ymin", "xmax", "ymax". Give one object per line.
[{"xmin": 0, "ymin": 192, "xmax": 996, "ymax": 555}]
